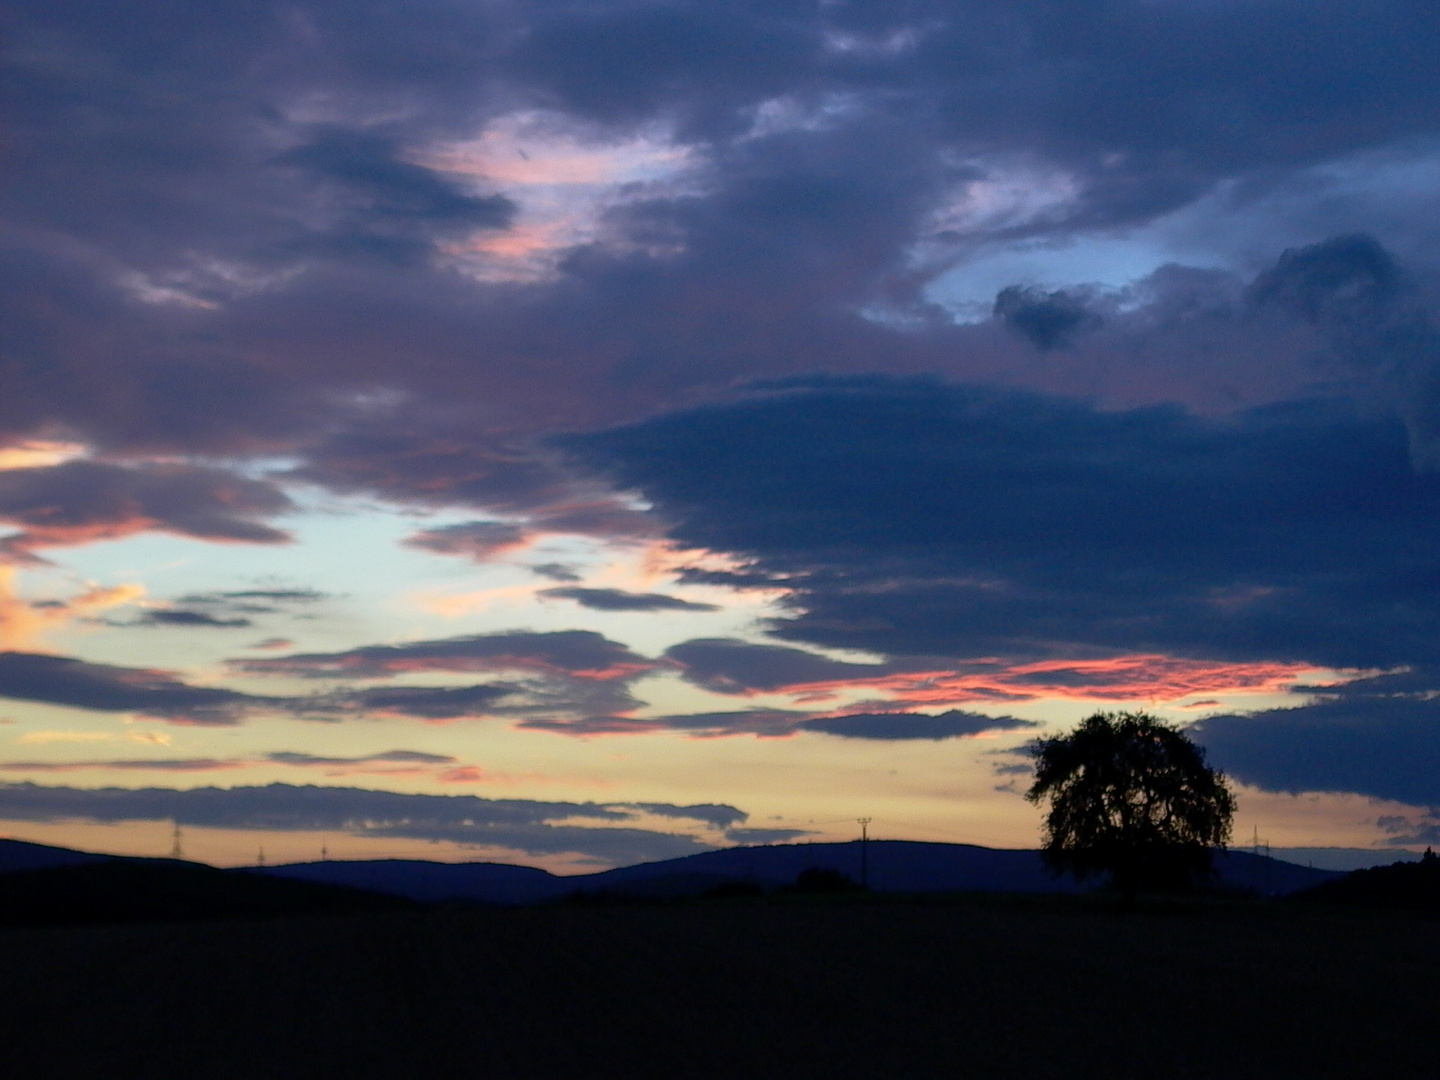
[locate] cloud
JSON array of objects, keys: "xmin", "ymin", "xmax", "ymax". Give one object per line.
[
  {"xmin": 993, "ymin": 286, "xmax": 1104, "ymax": 350},
  {"xmin": 234, "ymin": 630, "xmax": 659, "ymax": 680},
  {"xmin": 247, "ymin": 638, "xmax": 295, "ymax": 650},
  {"xmin": 664, "ymin": 638, "xmax": 889, "ymax": 694},
  {"xmin": 403, "ymin": 503, "xmax": 659, "ymax": 563},
  {"xmin": 270, "ymin": 127, "xmax": 514, "ymax": 267},
  {"xmin": 178, "ymin": 590, "xmax": 327, "ymax": 611},
  {"xmin": 8, "ymin": 0, "xmax": 1440, "ymax": 496},
  {"xmin": 231, "ymin": 631, "xmax": 661, "ymax": 725},
  {"xmin": 8, "ymin": 3, "xmax": 1440, "ymax": 819},
  {"xmin": 264, "ymin": 750, "xmax": 457, "ymax": 767},
  {"xmin": 0, "ymin": 567, "xmax": 146, "ymax": 650},
  {"xmin": 404, "ymin": 521, "xmax": 532, "ymax": 561},
  {"xmin": 1249, "ymin": 235, "xmax": 1440, "ymax": 469},
  {"xmin": 0, "ymin": 462, "xmax": 293, "ymax": 563},
  {"xmin": 0, "ymin": 758, "xmax": 244, "ymax": 773},
  {"xmin": 0, "ymin": 780, "xmax": 753, "ymax": 864},
  {"xmin": 0, "ymin": 748, "xmax": 463, "ymax": 778},
  {"xmin": 569, "ymin": 377, "xmax": 1440, "ymax": 671},
  {"xmin": 539, "ymin": 587, "xmax": 718, "ymax": 613},
  {"xmin": 0, "ymin": 651, "xmax": 281, "ymax": 725},
  {"xmin": 122, "ymin": 610, "xmax": 254, "ymax": 629},
  {"xmin": 530, "ymin": 563, "xmax": 582, "ymax": 582},
  {"xmin": 0, "ymin": 644, "xmax": 655, "ymax": 733},
  {"xmin": 516, "ymin": 704, "xmax": 1043, "ymax": 742},
  {"xmin": 1192, "ymin": 668, "xmax": 1440, "ymax": 806},
  {"xmin": 342, "ymin": 683, "xmax": 520, "ymax": 721},
  {"xmin": 798, "ymin": 710, "xmax": 1040, "ymax": 741}
]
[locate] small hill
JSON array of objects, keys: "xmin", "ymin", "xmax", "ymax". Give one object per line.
[
  {"xmin": 0, "ymin": 858, "xmax": 414, "ymax": 926},
  {"xmin": 0, "ymin": 837, "xmax": 112, "ymax": 874}
]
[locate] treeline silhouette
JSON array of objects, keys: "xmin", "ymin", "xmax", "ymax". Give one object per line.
[
  {"xmin": 0, "ymin": 858, "xmax": 413, "ymax": 926},
  {"xmin": 1295, "ymin": 848, "xmax": 1440, "ymax": 909}
]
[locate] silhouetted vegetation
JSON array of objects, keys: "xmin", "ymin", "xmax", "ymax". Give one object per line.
[
  {"xmin": 1028, "ymin": 711, "xmax": 1236, "ymax": 901},
  {"xmin": 1294, "ymin": 848, "xmax": 1440, "ymax": 909},
  {"xmin": 0, "ymin": 859, "xmax": 412, "ymax": 926}
]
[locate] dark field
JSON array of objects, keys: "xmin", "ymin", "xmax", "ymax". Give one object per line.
[{"xmin": 3, "ymin": 896, "xmax": 1436, "ymax": 1079}]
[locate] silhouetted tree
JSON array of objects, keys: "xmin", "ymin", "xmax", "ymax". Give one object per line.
[{"xmin": 1026, "ymin": 711, "xmax": 1235, "ymax": 902}]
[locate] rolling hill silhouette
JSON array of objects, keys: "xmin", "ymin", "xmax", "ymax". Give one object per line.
[
  {"xmin": 0, "ymin": 836, "xmax": 1344, "ymax": 920},
  {"xmin": 0, "ymin": 840, "xmax": 412, "ymax": 925},
  {"xmin": 253, "ymin": 840, "xmax": 1341, "ymax": 903}
]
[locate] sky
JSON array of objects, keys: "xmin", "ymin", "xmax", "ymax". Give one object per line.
[{"xmin": 4, "ymin": 0, "xmax": 1440, "ymax": 872}]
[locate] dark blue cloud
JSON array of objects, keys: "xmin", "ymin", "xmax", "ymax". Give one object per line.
[
  {"xmin": 1192, "ymin": 669, "xmax": 1440, "ymax": 807},
  {"xmin": 0, "ymin": 652, "xmax": 278, "ymax": 725},
  {"xmin": 799, "ymin": 710, "xmax": 1039, "ymax": 741},
  {"xmin": 539, "ymin": 587, "xmax": 719, "ymax": 613},
  {"xmin": 344, "ymin": 683, "xmax": 518, "ymax": 721},
  {"xmin": 122, "ymin": 611, "xmax": 254, "ymax": 629},
  {"xmin": 0, "ymin": 643, "xmax": 637, "ymax": 730},
  {"xmin": 234, "ymin": 630, "xmax": 657, "ymax": 679},
  {"xmin": 1250, "ymin": 235, "xmax": 1440, "ymax": 468},
  {"xmin": 272, "ymin": 128, "xmax": 513, "ymax": 266},
  {"xmin": 509, "ymin": 3, "xmax": 820, "ymax": 136},
  {"xmin": 664, "ymin": 637, "xmax": 887, "ymax": 693},
  {"xmin": 994, "ymin": 286, "xmax": 1103, "ymax": 350},
  {"xmin": 568, "ymin": 377, "xmax": 1440, "ymax": 669}
]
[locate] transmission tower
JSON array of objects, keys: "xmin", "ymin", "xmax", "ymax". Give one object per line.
[
  {"xmin": 169, "ymin": 820, "xmax": 184, "ymax": 860},
  {"xmin": 857, "ymin": 817, "xmax": 872, "ymax": 889}
]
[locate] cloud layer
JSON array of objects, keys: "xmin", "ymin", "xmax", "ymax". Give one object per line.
[
  {"xmin": 0, "ymin": 780, "xmax": 754, "ymax": 864},
  {"xmin": 8, "ymin": 3, "xmax": 1440, "ymax": 829},
  {"xmin": 572, "ymin": 379, "xmax": 1440, "ymax": 671}
]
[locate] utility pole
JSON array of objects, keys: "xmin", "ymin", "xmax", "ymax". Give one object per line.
[{"xmin": 857, "ymin": 817, "xmax": 872, "ymax": 889}]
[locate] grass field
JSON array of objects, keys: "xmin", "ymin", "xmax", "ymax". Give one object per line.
[{"xmin": 2, "ymin": 895, "xmax": 1436, "ymax": 1079}]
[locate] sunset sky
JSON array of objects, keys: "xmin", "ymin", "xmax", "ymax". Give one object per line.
[{"xmin": 4, "ymin": 0, "xmax": 1440, "ymax": 871}]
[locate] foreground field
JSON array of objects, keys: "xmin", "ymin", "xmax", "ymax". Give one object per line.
[{"xmin": 2, "ymin": 896, "xmax": 1436, "ymax": 1079}]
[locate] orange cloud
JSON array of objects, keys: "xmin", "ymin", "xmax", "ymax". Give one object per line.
[
  {"xmin": 736, "ymin": 654, "xmax": 1317, "ymax": 708},
  {"xmin": 0, "ymin": 566, "xmax": 145, "ymax": 650},
  {"xmin": 881, "ymin": 655, "xmax": 1316, "ymax": 705},
  {"xmin": 437, "ymin": 766, "xmax": 488, "ymax": 783},
  {"xmin": 0, "ymin": 441, "xmax": 87, "ymax": 471}
]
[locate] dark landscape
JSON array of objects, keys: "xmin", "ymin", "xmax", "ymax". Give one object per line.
[{"xmin": 2, "ymin": 838, "xmax": 1437, "ymax": 1079}]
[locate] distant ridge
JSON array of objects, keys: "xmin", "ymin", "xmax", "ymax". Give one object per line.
[
  {"xmin": 255, "ymin": 840, "xmax": 1343, "ymax": 904},
  {"xmin": 0, "ymin": 848, "xmax": 412, "ymax": 926},
  {"xmin": 0, "ymin": 837, "xmax": 113, "ymax": 874},
  {"xmin": 0, "ymin": 836, "xmax": 1346, "ymax": 910}
]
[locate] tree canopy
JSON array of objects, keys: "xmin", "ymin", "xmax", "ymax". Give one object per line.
[{"xmin": 1026, "ymin": 711, "xmax": 1236, "ymax": 897}]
